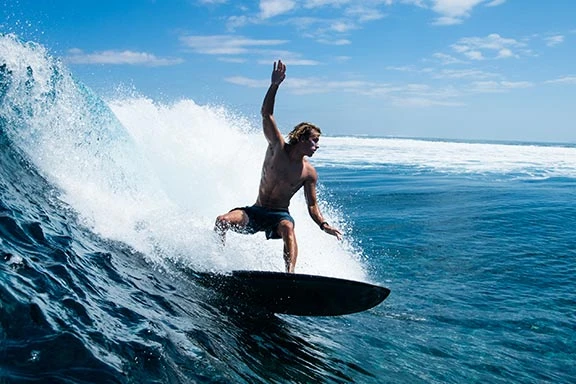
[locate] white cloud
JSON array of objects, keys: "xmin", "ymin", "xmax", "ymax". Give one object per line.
[
  {"xmin": 65, "ymin": 49, "xmax": 183, "ymax": 66},
  {"xmin": 433, "ymin": 16, "xmax": 463, "ymax": 26},
  {"xmin": 197, "ymin": 0, "xmax": 228, "ymax": 4},
  {"xmin": 180, "ymin": 35, "xmax": 287, "ymax": 55},
  {"xmin": 224, "ymin": 73, "xmax": 466, "ymax": 108},
  {"xmin": 385, "ymin": 65, "xmax": 499, "ymax": 82},
  {"xmin": 225, "ymin": 75, "xmax": 379, "ymax": 95},
  {"xmin": 431, "ymin": 0, "xmax": 484, "ymax": 25},
  {"xmin": 225, "ymin": 76, "xmax": 269, "ymax": 87},
  {"xmin": 391, "ymin": 97, "xmax": 464, "ymax": 107},
  {"xmin": 226, "ymin": 15, "xmax": 253, "ymax": 30},
  {"xmin": 469, "ymin": 80, "xmax": 533, "ymax": 93},
  {"xmin": 218, "ymin": 57, "xmax": 247, "ymax": 63},
  {"xmin": 334, "ymin": 55, "xmax": 351, "ymax": 62},
  {"xmin": 317, "ymin": 38, "xmax": 352, "ymax": 45},
  {"xmin": 329, "ymin": 20, "xmax": 357, "ymax": 32},
  {"xmin": 432, "ymin": 68, "xmax": 499, "ymax": 79},
  {"xmin": 280, "ymin": 15, "xmax": 359, "ymax": 44},
  {"xmin": 385, "ymin": 65, "xmax": 419, "ymax": 72},
  {"xmin": 497, "ymin": 47, "xmax": 513, "ymax": 58},
  {"xmin": 221, "ymin": 1, "xmax": 390, "ymax": 42},
  {"xmin": 544, "ymin": 35, "xmax": 564, "ymax": 47},
  {"xmin": 257, "ymin": 58, "xmax": 320, "ymax": 65},
  {"xmin": 485, "ymin": 0, "xmax": 506, "ymax": 6},
  {"xmin": 464, "ymin": 50, "xmax": 484, "ymax": 60},
  {"xmin": 498, "ymin": 80, "xmax": 533, "ymax": 88},
  {"xmin": 344, "ymin": 5, "xmax": 386, "ymax": 22},
  {"xmin": 179, "ymin": 35, "xmax": 320, "ymax": 66},
  {"xmin": 301, "ymin": 0, "xmax": 387, "ymax": 23},
  {"xmin": 451, "ymin": 33, "xmax": 528, "ymax": 60},
  {"xmin": 303, "ymin": 0, "xmax": 351, "ymax": 7},
  {"xmin": 544, "ymin": 76, "xmax": 576, "ymax": 85},
  {"xmin": 259, "ymin": 0, "xmax": 296, "ymax": 19},
  {"xmin": 430, "ymin": 0, "xmax": 506, "ymax": 25},
  {"xmin": 432, "ymin": 52, "xmax": 465, "ymax": 65},
  {"xmin": 257, "ymin": 49, "xmax": 322, "ymax": 64},
  {"xmin": 385, "ymin": 82, "xmax": 464, "ymax": 106}
]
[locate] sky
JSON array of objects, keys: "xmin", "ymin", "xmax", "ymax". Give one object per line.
[{"xmin": 1, "ymin": 0, "xmax": 575, "ymax": 143}]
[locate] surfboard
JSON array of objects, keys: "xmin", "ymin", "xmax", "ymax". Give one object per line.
[{"xmin": 192, "ymin": 270, "xmax": 390, "ymax": 316}]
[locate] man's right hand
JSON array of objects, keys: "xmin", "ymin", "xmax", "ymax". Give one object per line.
[{"xmin": 271, "ymin": 60, "xmax": 286, "ymax": 85}]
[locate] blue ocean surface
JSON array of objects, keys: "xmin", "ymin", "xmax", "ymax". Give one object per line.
[{"xmin": 1, "ymin": 34, "xmax": 576, "ymax": 383}]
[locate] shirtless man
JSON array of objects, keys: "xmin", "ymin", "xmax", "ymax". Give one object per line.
[{"xmin": 214, "ymin": 60, "xmax": 342, "ymax": 273}]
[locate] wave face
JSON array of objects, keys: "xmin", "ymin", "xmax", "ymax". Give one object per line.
[
  {"xmin": 0, "ymin": 34, "xmax": 364, "ymax": 277},
  {"xmin": 0, "ymin": 34, "xmax": 366, "ymax": 382}
]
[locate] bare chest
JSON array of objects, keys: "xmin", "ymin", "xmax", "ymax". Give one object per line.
[{"xmin": 262, "ymin": 149, "xmax": 308, "ymax": 189}]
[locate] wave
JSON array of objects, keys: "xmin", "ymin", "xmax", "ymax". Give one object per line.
[
  {"xmin": 0, "ymin": 33, "xmax": 368, "ymax": 382},
  {"xmin": 0, "ymin": 33, "xmax": 365, "ymax": 279}
]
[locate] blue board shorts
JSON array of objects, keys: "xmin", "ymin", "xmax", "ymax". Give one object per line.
[{"xmin": 233, "ymin": 205, "xmax": 295, "ymax": 240}]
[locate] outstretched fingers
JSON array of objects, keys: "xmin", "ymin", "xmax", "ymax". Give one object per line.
[
  {"xmin": 271, "ymin": 60, "xmax": 286, "ymax": 85},
  {"xmin": 277, "ymin": 60, "xmax": 285, "ymax": 72}
]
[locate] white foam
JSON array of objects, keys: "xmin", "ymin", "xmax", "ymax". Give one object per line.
[
  {"xmin": 107, "ymin": 97, "xmax": 365, "ymax": 280},
  {"xmin": 315, "ymin": 137, "xmax": 576, "ymax": 178}
]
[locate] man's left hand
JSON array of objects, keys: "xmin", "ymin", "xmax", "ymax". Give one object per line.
[{"xmin": 323, "ymin": 224, "xmax": 342, "ymax": 240}]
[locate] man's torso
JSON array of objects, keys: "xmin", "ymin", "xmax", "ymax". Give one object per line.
[{"xmin": 256, "ymin": 143, "xmax": 312, "ymax": 209}]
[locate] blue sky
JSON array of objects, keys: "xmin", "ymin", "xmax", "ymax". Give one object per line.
[{"xmin": 2, "ymin": 0, "xmax": 575, "ymax": 143}]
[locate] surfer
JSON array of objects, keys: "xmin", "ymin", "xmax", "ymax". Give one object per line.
[{"xmin": 215, "ymin": 60, "xmax": 342, "ymax": 273}]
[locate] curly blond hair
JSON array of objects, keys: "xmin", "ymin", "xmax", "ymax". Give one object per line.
[{"xmin": 287, "ymin": 122, "xmax": 322, "ymax": 145}]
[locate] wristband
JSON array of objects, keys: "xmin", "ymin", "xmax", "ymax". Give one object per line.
[{"xmin": 320, "ymin": 222, "xmax": 329, "ymax": 230}]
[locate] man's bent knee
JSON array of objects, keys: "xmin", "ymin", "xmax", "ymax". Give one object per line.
[
  {"xmin": 215, "ymin": 210, "xmax": 249, "ymax": 232},
  {"xmin": 215, "ymin": 214, "xmax": 229, "ymax": 230}
]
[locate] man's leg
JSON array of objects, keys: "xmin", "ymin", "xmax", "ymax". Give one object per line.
[
  {"xmin": 277, "ymin": 219, "xmax": 297, "ymax": 273},
  {"xmin": 214, "ymin": 209, "xmax": 249, "ymax": 244}
]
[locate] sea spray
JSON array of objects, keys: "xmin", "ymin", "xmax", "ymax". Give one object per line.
[
  {"xmin": 108, "ymin": 96, "xmax": 366, "ymax": 279},
  {"xmin": 0, "ymin": 34, "xmax": 366, "ymax": 280}
]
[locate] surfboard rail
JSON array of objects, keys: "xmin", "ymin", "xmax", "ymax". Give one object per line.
[{"xmin": 193, "ymin": 270, "xmax": 390, "ymax": 316}]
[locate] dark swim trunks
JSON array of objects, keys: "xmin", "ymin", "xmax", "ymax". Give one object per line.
[{"xmin": 234, "ymin": 205, "xmax": 295, "ymax": 240}]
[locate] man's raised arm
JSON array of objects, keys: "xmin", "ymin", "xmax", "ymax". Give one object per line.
[{"xmin": 261, "ymin": 60, "xmax": 286, "ymax": 145}]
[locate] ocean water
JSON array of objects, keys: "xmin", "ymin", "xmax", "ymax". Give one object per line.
[{"xmin": 1, "ymin": 34, "xmax": 575, "ymax": 383}]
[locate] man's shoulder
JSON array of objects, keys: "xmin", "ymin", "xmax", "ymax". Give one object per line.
[{"xmin": 303, "ymin": 160, "xmax": 318, "ymax": 179}]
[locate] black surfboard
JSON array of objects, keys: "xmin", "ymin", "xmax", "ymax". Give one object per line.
[{"xmin": 192, "ymin": 270, "xmax": 390, "ymax": 316}]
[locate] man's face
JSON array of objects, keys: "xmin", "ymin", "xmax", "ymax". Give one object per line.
[{"xmin": 304, "ymin": 133, "xmax": 320, "ymax": 157}]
